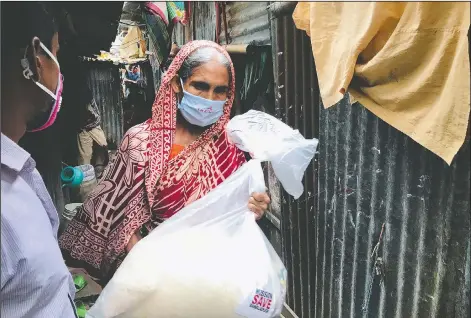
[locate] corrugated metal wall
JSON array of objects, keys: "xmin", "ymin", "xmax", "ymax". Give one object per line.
[
  {"xmin": 270, "ymin": 14, "xmax": 320, "ymax": 318},
  {"xmin": 148, "ymin": 39, "xmax": 163, "ymax": 92},
  {"xmin": 83, "ymin": 62, "xmax": 124, "ymax": 149},
  {"xmin": 220, "ymin": 2, "xmax": 270, "ymax": 45},
  {"xmin": 192, "ymin": 1, "xmax": 217, "ymax": 41},
  {"xmin": 139, "ymin": 60, "xmax": 156, "ymax": 106},
  {"xmin": 173, "ymin": 22, "xmax": 187, "ymax": 46},
  {"xmin": 271, "ymin": 9, "xmax": 471, "ymax": 318},
  {"xmin": 149, "ymin": 2, "xmax": 271, "ymax": 49},
  {"xmin": 317, "ymin": 96, "xmax": 470, "ymax": 318}
]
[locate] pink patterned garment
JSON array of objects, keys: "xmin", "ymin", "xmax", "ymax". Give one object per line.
[{"xmin": 59, "ymin": 41, "xmax": 246, "ymax": 284}]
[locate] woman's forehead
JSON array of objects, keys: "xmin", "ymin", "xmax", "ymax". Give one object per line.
[{"xmin": 188, "ymin": 59, "xmax": 229, "ymax": 85}]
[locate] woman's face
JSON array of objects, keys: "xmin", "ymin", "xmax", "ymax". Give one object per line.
[{"xmin": 180, "ymin": 56, "xmax": 229, "ymax": 101}]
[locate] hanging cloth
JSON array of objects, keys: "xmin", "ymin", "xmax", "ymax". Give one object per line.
[
  {"xmin": 293, "ymin": 2, "xmax": 470, "ymax": 164},
  {"xmin": 144, "ymin": 2, "xmax": 188, "ymax": 67},
  {"xmin": 119, "ymin": 25, "xmax": 146, "ymax": 59}
]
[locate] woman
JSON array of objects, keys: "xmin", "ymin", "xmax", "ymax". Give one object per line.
[{"xmin": 59, "ymin": 40, "xmax": 270, "ymax": 285}]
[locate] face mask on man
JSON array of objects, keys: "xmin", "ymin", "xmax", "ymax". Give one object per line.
[
  {"xmin": 21, "ymin": 42, "xmax": 64, "ymax": 132},
  {"xmin": 177, "ymin": 79, "xmax": 226, "ymax": 127}
]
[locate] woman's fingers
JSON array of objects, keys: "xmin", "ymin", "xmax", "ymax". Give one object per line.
[
  {"xmin": 248, "ymin": 193, "xmax": 270, "ymax": 220},
  {"xmin": 248, "ymin": 203, "xmax": 264, "ymax": 220},
  {"xmin": 252, "ymin": 192, "xmax": 271, "ymax": 204},
  {"xmin": 248, "ymin": 196, "xmax": 268, "ymax": 211}
]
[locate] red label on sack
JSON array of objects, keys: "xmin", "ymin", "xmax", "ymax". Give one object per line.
[{"xmin": 249, "ymin": 289, "xmax": 273, "ymax": 313}]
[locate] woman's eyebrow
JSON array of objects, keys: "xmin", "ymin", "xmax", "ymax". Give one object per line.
[{"xmin": 190, "ymin": 80, "xmax": 210, "ymax": 89}]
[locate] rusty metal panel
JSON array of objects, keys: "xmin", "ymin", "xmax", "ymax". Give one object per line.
[
  {"xmin": 270, "ymin": 14, "xmax": 320, "ymax": 318},
  {"xmin": 83, "ymin": 62, "xmax": 124, "ymax": 149},
  {"xmin": 220, "ymin": 2, "xmax": 270, "ymax": 45},
  {"xmin": 316, "ymin": 96, "xmax": 470, "ymax": 318}
]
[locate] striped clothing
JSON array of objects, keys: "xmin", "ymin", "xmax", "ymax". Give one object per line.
[{"xmin": 1, "ymin": 133, "xmax": 77, "ymax": 317}]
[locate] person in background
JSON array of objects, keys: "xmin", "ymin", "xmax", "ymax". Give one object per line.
[
  {"xmin": 77, "ymin": 87, "xmax": 108, "ymax": 178},
  {"xmin": 122, "ymin": 65, "xmax": 141, "ymax": 99},
  {"xmin": 59, "ymin": 40, "xmax": 271, "ymax": 286},
  {"xmin": 127, "ymin": 65, "xmax": 141, "ymax": 82},
  {"xmin": 1, "ymin": 2, "xmax": 77, "ymax": 317},
  {"xmin": 122, "ymin": 64, "xmax": 148, "ymax": 132}
]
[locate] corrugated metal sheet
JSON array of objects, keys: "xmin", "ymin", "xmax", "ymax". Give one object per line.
[
  {"xmin": 84, "ymin": 62, "xmax": 124, "ymax": 149},
  {"xmin": 271, "ymin": 10, "xmax": 471, "ymax": 318},
  {"xmin": 139, "ymin": 60, "xmax": 156, "ymax": 105},
  {"xmin": 193, "ymin": 1, "xmax": 217, "ymax": 41},
  {"xmin": 270, "ymin": 14, "xmax": 320, "ymax": 318},
  {"xmin": 316, "ymin": 96, "xmax": 470, "ymax": 318},
  {"xmin": 268, "ymin": 2, "xmax": 297, "ymax": 19},
  {"xmin": 148, "ymin": 39, "xmax": 163, "ymax": 92},
  {"xmin": 220, "ymin": 2, "xmax": 270, "ymax": 45},
  {"xmin": 154, "ymin": 2, "xmax": 272, "ymax": 49},
  {"xmin": 173, "ymin": 22, "xmax": 187, "ymax": 46},
  {"xmin": 121, "ymin": 1, "xmax": 142, "ymax": 22}
]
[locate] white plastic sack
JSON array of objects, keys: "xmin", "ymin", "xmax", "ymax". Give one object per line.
[
  {"xmin": 226, "ymin": 110, "xmax": 318, "ymax": 199},
  {"xmin": 87, "ymin": 111, "xmax": 318, "ymax": 318}
]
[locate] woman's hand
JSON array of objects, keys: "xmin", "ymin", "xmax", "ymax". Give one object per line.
[{"xmin": 248, "ymin": 192, "xmax": 270, "ymax": 220}]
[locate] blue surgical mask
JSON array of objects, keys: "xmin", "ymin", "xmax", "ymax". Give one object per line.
[{"xmin": 177, "ymin": 79, "xmax": 226, "ymax": 127}]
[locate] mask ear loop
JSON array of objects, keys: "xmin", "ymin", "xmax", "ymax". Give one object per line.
[
  {"xmin": 39, "ymin": 42, "xmax": 59, "ymax": 67},
  {"xmin": 179, "ymin": 77, "xmax": 186, "ymax": 93},
  {"xmin": 20, "ymin": 45, "xmax": 57, "ymax": 100},
  {"xmin": 20, "ymin": 46, "xmax": 34, "ymax": 80},
  {"xmin": 176, "ymin": 77, "xmax": 185, "ymax": 104}
]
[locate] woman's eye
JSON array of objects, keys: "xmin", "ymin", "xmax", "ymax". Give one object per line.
[
  {"xmin": 214, "ymin": 87, "xmax": 227, "ymax": 95},
  {"xmin": 193, "ymin": 82, "xmax": 208, "ymax": 91}
]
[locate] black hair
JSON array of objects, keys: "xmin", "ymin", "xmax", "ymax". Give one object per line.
[{"xmin": 1, "ymin": 1, "xmax": 58, "ymax": 62}]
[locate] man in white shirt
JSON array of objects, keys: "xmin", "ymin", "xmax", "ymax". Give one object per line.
[{"xmin": 1, "ymin": 2, "xmax": 77, "ymax": 317}]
